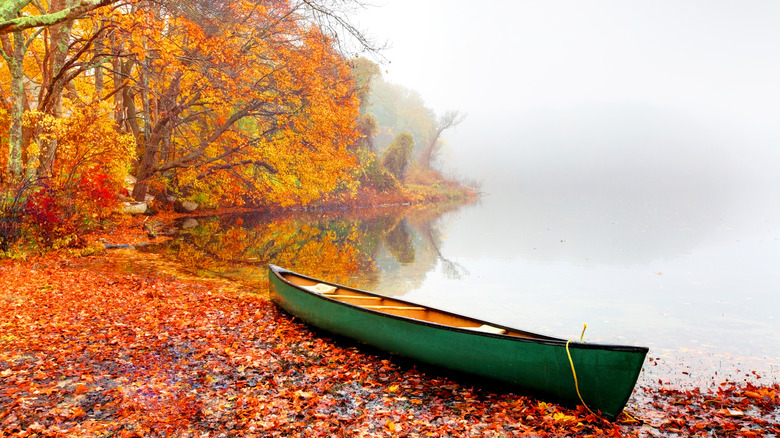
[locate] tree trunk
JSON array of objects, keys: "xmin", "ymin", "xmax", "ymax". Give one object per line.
[
  {"xmin": 1, "ymin": 31, "xmax": 25, "ymax": 181},
  {"xmin": 37, "ymin": 0, "xmax": 74, "ymax": 177},
  {"xmin": 93, "ymin": 22, "xmax": 104, "ymax": 96},
  {"xmin": 132, "ymin": 71, "xmax": 183, "ymax": 201},
  {"xmin": 421, "ymin": 110, "xmax": 466, "ymax": 170},
  {"xmin": 420, "ymin": 126, "xmax": 444, "ymax": 170}
]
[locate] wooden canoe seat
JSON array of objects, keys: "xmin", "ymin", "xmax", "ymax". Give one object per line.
[
  {"xmin": 327, "ymin": 295, "xmax": 382, "ymax": 301},
  {"xmin": 302, "ymin": 283, "xmax": 337, "ymax": 294},
  {"xmin": 465, "ymin": 324, "xmax": 507, "ymax": 335}
]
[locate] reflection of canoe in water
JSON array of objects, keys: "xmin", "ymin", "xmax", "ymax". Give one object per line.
[{"xmin": 268, "ymin": 264, "xmax": 648, "ymax": 420}]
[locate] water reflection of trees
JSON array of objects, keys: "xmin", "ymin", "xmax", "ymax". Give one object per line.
[
  {"xmin": 143, "ymin": 201, "xmax": 476, "ymax": 295},
  {"xmin": 142, "ymin": 215, "xmax": 374, "ymax": 294},
  {"xmin": 418, "ymin": 221, "xmax": 469, "ymax": 280},
  {"xmin": 384, "ymin": 219, "xmax": 415, "ymax": 264}
]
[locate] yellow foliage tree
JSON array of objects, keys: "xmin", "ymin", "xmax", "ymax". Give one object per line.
[
  {"xmin": 23, "ymin": 100, "xmax": 135, "ymax": 231},
  {"xmin": 111, "ymin": 1, "xmax": 360, "ymax": 208}
]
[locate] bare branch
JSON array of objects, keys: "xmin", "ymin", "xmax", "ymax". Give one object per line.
[{"xmin": 297, "ymin": 0, "xmax": 386, "ymax": 58}]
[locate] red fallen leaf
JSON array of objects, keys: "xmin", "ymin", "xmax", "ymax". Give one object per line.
[
  {"xmin": 743, "ymin": 391, "xmax": 761, "ymax": 399},
  {"xmin": 74, "ymin": 383, "xmax": 88, "ymax": 394}
]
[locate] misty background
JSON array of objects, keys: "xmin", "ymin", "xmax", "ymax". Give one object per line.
[{"xmin": 357, "ymin": 0, "xmax": 780, "ymax": 199}]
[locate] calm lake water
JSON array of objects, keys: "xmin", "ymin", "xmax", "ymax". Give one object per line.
[{"xmin": 153, "ymin": 176, "xmax": 779, "ymax": 388}]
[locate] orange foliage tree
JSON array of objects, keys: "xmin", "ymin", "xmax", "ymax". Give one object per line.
[
  {"xmin": 110, "ymin": 1, "xmax": 360, "ymax": 207},
  {"xmin": 22, "ymin": 100, "xmax": 134, "ymax": 239}
]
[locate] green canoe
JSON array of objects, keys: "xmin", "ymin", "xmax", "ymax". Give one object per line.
[{"xmin": 268, "ymin": 264, "xmax": 648, "ymax": 420}]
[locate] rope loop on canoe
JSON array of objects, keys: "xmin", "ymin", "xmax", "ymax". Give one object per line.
[{"xmin": 566, "ymin": 324, "xmax": 598, "ymax": 417}]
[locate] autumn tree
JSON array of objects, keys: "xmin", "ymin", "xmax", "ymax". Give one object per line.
[
  {"xmin": 349, "ymin": 57, "xmax": 381, "ymax": 152},
  {"xmin": 115, "ymin": 1, "xmax": 361, "ymax": 207},
  {"xmin": 2, "ymin": 0, "xmax": 385, "ymax": 226},
  {"xmin": 368, "ymin": 78, "xmax": 436, "ymax": 152},
  {"xmin": 418, "ymin": 110, "xmax": 466, "ymax": 170},
  {"xmin": 0, "ymin": 0, "xmax": 123, "ymax": 182},
  {"xmin": 23, "ymin": 101, "xmax": 134, "ymax": 241},
  {"xmin": 382, "ymin": 132, "xmax": 414, "ymax": 180},
  {"xmin": 350, "ymin": 57, "xmax": 381, "ymax": 113}
]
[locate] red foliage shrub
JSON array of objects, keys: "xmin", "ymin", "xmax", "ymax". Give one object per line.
[{"xmin": 23, "ymin": 170, "xmax": 119, "ymax": 243}]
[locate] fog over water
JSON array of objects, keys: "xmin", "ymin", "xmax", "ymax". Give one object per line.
[{"xmin": 356, "ymin": 0, "xmax": 780, "ymax": 267}]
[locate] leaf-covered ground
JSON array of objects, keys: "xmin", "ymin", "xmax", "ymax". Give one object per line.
[{"xmin": 1, "ymin": 237, "xmax": 778, "ymax": 436}]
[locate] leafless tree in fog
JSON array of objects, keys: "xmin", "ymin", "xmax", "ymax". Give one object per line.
[{"xmin": 420, "ymin": 110, "xmax": 466, "ymax": 169}]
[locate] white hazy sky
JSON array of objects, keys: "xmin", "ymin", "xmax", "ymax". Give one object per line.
[
  {"xmin": 355, "ymin": 1, "xmax": 780, "ymax": 188},
  {"xmin": 358, "ymin": 0, "xmax": 780, "ymax": 119}
]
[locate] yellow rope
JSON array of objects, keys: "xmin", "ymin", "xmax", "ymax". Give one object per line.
[
  {"xmin": 566, "ymin": 323, "xmax": 598, "ymax": 417},
  {"xmin": 619, "ymin": 409, "xmax": 640, "ymax": 423}
]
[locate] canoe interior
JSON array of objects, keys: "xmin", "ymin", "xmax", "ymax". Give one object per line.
[{"xmin": 281, "ymin": 271, "xmax": 556, "ymax": 341}]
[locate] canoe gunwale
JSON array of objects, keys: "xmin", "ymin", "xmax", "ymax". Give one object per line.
[{"xmin": 268, "ymin": 264, "xmax": 649, "ymax": 354}]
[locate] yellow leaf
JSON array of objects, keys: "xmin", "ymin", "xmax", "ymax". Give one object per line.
[{"xmin": 552, "ymin": 412, "xmax": 577, "ymax": 424}]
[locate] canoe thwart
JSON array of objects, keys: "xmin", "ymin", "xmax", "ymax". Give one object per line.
[
  {"xmin": 327, "ymin": 295, "xmax": 383, "ymax": 301},
  {"xmin": 363, "ymin": 305, "xmax": 426, "ymax": 311}
]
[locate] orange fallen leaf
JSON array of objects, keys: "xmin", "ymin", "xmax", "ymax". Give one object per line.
[{"xmin": 71, "ymin": 406, "xmax": 86, "ymax": 418}]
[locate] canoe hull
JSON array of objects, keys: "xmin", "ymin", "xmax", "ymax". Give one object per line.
[{"xmin": 268, "ymin": 265, "xmax": 648, "ymax": 420}]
